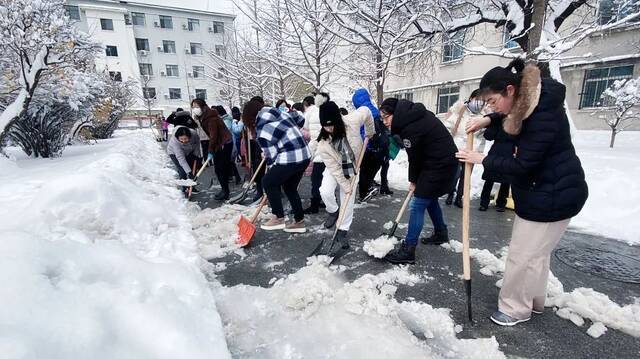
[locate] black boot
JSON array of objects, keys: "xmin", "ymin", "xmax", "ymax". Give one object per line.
[
  {"xmin": 478, "ymin": 205, "xmax": 488, "ymax": 211},
  {"xmin": 328, "ymin": 230, "xmax": 350, "ymax": 256},
  {"xmin": 385, "ymin": 242, "xmax": 416, "ymax": 265},
  {"xmin": 323, "ymin": 210, "xmax": 339, "ymax": 229},
  {"xmin": 421, "ymin": 228, "xmax": 449, "ymax": 245},
  {"xmin": 304, "ymin": 198, "xmax": 321, "ymax": 214},
  {"xmin": 453, "ymin": 197, "xmax": 463, "ymax": 208},
  {"xmin": 214, "ymin": 190, "xmax": 229, "ymax": 201},
  {"xmin": 445, "ymin": 193, "xmax": 454, "ymax": 205},
  {"xmin": 380, "ymin": 186, "xmax": 394, "ymax": 195}
]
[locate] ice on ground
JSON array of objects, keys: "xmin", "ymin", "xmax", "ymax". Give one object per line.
[
  {"xmin": 0, "ymin": 130, "xmax": 231, "ymax": 358},
  {"xmin": 587, "ymin": 322, "xmax": 608, "ymax": 338},
  {"xmin": 214, "ymin": 260, "xmax": 504, "ymax": 358},
  {"xmin": 363, "ymin": 235, "xmax": 399, "ymax": 258},
  {"xmin": 442, "ymin": 240, "xmax": 640, "ymax": 338},
  {"xmin": 175, "ymin": 178, "xmax": 198, "ymax": 186}
]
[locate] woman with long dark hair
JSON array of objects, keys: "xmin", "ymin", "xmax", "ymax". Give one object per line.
[{"xmin": 457, "ymin": 59, "xmax": 588, "ymax": 326}]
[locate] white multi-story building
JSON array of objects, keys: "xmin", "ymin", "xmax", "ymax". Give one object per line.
[
  {"xmin": 384, "ymin": 3, "xmax": 640, "ymax": 130},
  {"xmin": 64, "ymin": 0, "xmax": 235, "ymax": 117}
]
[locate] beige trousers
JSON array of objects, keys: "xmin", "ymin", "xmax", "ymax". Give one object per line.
[{"xmin": 498, "ymin": 215, "xmax": 571, "ymax": 319}]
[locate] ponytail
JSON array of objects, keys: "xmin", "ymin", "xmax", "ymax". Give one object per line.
[{"xmin": 479, "ymin": 58, "xmax": 526, "ymax": 95}]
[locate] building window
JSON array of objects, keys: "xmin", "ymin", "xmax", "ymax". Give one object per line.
[
  {"xmin": 215, "ymin": 45, "xmax": 226, "ymax": 57},
  {"xmin": 188, "ymin": 18, "xmax": 200, "ymax": 31},
  {"xmin": 503, "ymin": 28, "xmax": 519, "ymax": 49},
  {"xmin": 213, "ymin": 21, "xmax": 224, "ymax": 33},
  {"xmin": 195, "ymin": 89, "xmax": 207, "ymax": 100},
  {"xmin": 193, "ymin": 66, "xmax": 205, "ymax": 78},
  {"xmin": 163, "ymin": 40, "xmax": 176, "ymax": 53},
  {"xmin": 442, "ymin": 31, "xmax": 464, "ymax": 63},
  {"xmin": 159, "ymin": 15, "xmax": 173, "ymax": 29},
  {"xmin": 580, "ymin": 65, "xmax": 634, "ymax": 108},
  {"xmin": 64, "ymin": 5, "xmax": 80, "ymax": 21},
  {"xmin": 598, "ymin": 0, "xmax": 640, "ymax": 25},
  {"xmin": 166, "ymin": 64, "xmax": 179, "ymax": 77},
  {"xmin": 190, "ymin": 43, "xmax": 203, "ymax": 55},
  {"xmin": 100, "ymin": 18, "xmax": 114, "ymax": 31},
  {"xmin": 143, "ymin": 87, "xmax": 156, "ymax": 99},
  {"xmin": 139, "ymin": 63, "xmax": 153, "ymax": 76},
  {"xmin": 135, "ymin": 38, "xmax": 149, "ymax": 51},
  {"xmin": 105, "ymin": 45, "xmax": 118, "ymax": 57},
  {"xmin": 169, "ymin": 88, "xmax": 182, "ymax": 99},
  {"xmin": 437, "ymin": 86, "xmax": 460, "ymax": 114},
  {"xmin": 132, "ymin": 12, "xmax": 145, "ymax": 26},
  {"xmin": 109, "ymin": 71, "xmax": 122, "ymax": 82}
]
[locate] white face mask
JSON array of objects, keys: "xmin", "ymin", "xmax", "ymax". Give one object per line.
[
  {"xmin": 466, "ymin": 99, "xmax": 485, "ymax": 115},
  {"xmin": 192, "ymin": 107, "xmax": 203, "ymax": 117}
]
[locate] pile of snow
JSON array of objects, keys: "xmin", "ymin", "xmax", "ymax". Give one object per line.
[
  {"xmin": 363, "ymin": 235, "xmax": 399, "ymax": 258},
  {"xmin": 214, "ymin": 259, "xmax": 504, "ymax": 358},
  {"xmin": 571, "ymin": 130, "xmax": 640, "ymax": 245},
  {"xmin": 442, "ymin": 240, "xmax": 640, "ymax": 338},
  {"xmin": 0, "ymin": 130, "xmax": 231, "ymax": 358}
]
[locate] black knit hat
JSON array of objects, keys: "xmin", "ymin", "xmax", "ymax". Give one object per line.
[
  {"xmin": 319, "ymin": 100, "xmax": 342, "ymax": 127},
  {"xmin": 380, "ymin": 98, "xmax": 399, "ymax": 114}
]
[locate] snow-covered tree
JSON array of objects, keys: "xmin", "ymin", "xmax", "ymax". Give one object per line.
[
  {"xmin": 600, "ymin": 77, "xmax": 640, "ymax": 147},
  {"xmin": 0, "ymin": 0, "xmax": 99, "ymax": 147}
]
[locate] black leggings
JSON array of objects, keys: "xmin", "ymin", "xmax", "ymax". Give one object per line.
[
  {"xmin": 310, "ymin": 162, "xmax": 326, "ymax": 201},
  {"xmin": 249, "ymin": 139, "xmax": 265, "ymax": 196},
  {"xmin": 358, "ymin": 150, "xmax": 383, "ymax": 198},
  {"xmin": 214, "ymin": 143, "xmax": 233, "ymax": 193},
  {"xmin": 262, "ymin": 160, "xmax": 310, "ymax": 222},
  {"xmin": 480, "ymin": 181, "xmax": 510, "ymax": 208}
]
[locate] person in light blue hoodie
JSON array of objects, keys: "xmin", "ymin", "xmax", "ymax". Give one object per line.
[
  {"xmin": 351, "ymin": 88, "xmax": 392, "ymax": 201},
  {"xmin": 214, "ymin": 105, "xmax": 242, "ymax": 184}
]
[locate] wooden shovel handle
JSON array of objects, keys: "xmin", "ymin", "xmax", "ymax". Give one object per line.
[
  {"xmin": 194, "ymin": 158, "xmax": 210, "ymax": 180},
  {"xmin": 395, "ymin": 189, "xmax": 414, "ymax": 223},
  {"xmin": 462, "ymin": 133, "xmax": 473, "ymax": 280},
  {"xmin": 250, "ymin": 195, "xmax": 269, "ymax": 223},
  {"xmin": 247, "ymin": 157, "xmax": 266, "ymax": 187}
]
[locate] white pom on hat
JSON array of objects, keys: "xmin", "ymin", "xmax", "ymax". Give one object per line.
[{"xmin": 315, "ymin": 92, "xmax": 329, "ymax": 107}]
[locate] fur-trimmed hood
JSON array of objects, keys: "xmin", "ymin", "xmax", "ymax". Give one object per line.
[{"xmin": 503, "ymin": 64, "xmax": 568, "ymax": 135}]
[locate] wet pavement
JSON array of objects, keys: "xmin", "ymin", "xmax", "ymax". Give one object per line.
[{"xmin": 191, "ymin": 167, "xmax": 640, "ymax": 359}]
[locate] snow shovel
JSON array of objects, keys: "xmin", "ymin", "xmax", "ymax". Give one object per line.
[
  {"xmin": 236, "ymin": 195, "xmax": 269, "ymax": 247},
  {"xmin": 187, "ymin": 159, "xmax": 210, "ymax": 199},
  {"xmin": 461, "ymin": 133, "xmax": 474, "ymax": 322},
  {"xmin": 309, "ymin": 138, "xmax": 369, "ymax": 258},
  {"xmin": 383, "ymin": 189, "xmax": 414, "ymax": 238},
  {"xmin": 228, "ymin": 157, "xmax": 266, "ymax": 204}
]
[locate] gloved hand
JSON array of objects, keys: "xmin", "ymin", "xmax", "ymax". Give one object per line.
[{"xmin": 207, "ymin": 152, "xmax": 215, "ymax": 161}]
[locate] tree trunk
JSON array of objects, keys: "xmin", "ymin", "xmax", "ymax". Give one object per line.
[
  {"xmin": 610, "ymin": 128, "xmax": 616, "ymax": 148},
  {"xmin": 376, "ymin": 50, "xmax": 384, "ymax": 104},
  {"xmin": 528, "ymin": 0, "xmax": 550, "ymax": 77}
]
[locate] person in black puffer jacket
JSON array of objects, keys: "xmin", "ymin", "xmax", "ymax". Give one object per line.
[
  {"xmin": 457, "ymin": 59, "xmax": 588, "ymax": 327},
  {"xmin": 379, "ymin": 98, "xmax": 458, "ymax": 264},
  {"xmin": 478, "ymin": 112, "xmax": 517, "ymax": 211},
  {"xmin": 166, "ymin": 108, "xmax": 198, "ymax": 129}
]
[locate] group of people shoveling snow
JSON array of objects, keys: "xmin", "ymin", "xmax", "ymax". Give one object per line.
[{"xmin": 165, "ymin": 59, "xmax": 589, "ymax": 328}]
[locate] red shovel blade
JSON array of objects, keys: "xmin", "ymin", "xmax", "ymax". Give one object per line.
[{"xmin": 236, "ymin": 215, "xmax": 256, "ymax": 247}]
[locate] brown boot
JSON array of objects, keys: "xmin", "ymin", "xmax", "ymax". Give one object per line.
[
  {"xmin": 284, "ymin": 220, "xmax": 306, "ymax": 233},
  {"xmin": 260, "ymin": 215, "xmax": 285, "ymax": 230}
]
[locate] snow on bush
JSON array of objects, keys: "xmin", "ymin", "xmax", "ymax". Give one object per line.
[{"xmin": 0, "ymin": 130, "xmax": 231, "ymax": 358}]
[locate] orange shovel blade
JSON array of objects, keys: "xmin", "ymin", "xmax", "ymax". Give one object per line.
[{"xmin": 236, "ymin": 215, "xmax": 256, "ymax": 247}]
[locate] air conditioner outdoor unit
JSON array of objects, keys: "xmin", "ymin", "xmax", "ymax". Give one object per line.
[
  {"xmin": 139, "ymin": 50, "xmax": 148, "ymax": 56},
  {"xmin": 208, "ymin": 27, "xmax": 213, "ymax": 32},
  {"xmin": 184, "ymin": 48, "xmax": 191, "ymax": 54},
  {"xmin": 182, "ymin": 24, "xmax": 188, "ymax": 30},
  {"xmin": 187, "ymin": 72, "xmax": 193, "ymax": 78},
  {"xmin": 154, "ymin": 21, "xmax": 160, "ymax": 27},
  {"xmin": 163, "ymin": 93, "xmax": 169, "ymax": 99},
  {"xmin": 157, "ymin": 45, "xmax": 163, "ymax": 52},
  {"xmin": 160, "ymin": 71, "xmax": 166, "ymax": 76}
]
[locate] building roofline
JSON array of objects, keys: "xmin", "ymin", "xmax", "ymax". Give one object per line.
[
  {"xmin": 75, "ymin": 0, "xmax": 236, "ymax": 19},
  {"xmin": 560, "ymin": 53, "xmax": 640, "ymax": 68}
]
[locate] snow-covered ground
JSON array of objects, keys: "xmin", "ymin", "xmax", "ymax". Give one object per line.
[
  {"xmin": 385, "ymin": 130, "xmax": 640, "ymax": 245},
  {"xmin": 0, "ymin": 130, "xmax": 231, "ymax": 359}
]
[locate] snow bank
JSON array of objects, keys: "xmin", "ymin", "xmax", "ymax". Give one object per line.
[
  {"xmin": 442, "ymin": 240, "xmax": 640, "ymax": 338},
  {"xmin": 214, "ymin": 259, "xmax": 504, "ymax": 358},
  {"xmin": 0, "ymin": 130, "xmax": 231, "ymax": 359},
  {"xmin": 571, "ymin": 130, "xmax": 640, "ymax": 245}
]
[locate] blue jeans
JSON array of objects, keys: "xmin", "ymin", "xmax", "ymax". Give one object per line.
[{"xmin": 406, "ymin": 196, "xmax": 447, "ymax": 246}]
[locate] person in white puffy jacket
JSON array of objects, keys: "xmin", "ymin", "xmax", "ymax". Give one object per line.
[
  {"xmin": 312, "ymin": 95, "xmax": 374, "ymax": 256},
  {"xmin": 443, "ymin": 89, "xmax": 487, "ymax": 207},
  {"xmin": 302, "ymin": 94, "xmax": 325, "ymax": 214}
]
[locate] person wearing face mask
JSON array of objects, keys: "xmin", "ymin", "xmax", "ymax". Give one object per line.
[
  {"xmin": 276, "ymin": 99, "xmax": 290, "ymax": 113},
  {"xmin": 378, "ymin": 98, "xmax": 458, "ymax": 264},
  {"xmin": 443, "ymin": 90, "xmax": 487, "ymax": 210},
  {"xmin": 166, "ymin": 126, "xmax": 202, "ymax": 196},
  {"xmin": 191, "ymin": 99, "xmax": 233, "ymax": 201},
  {"xmin": 456, "ymin": 59, "xmax": 588, "ymax": 326},
  {"xmin": 312, "ymin": 95, "xmax": 374, "ymax": 255}
]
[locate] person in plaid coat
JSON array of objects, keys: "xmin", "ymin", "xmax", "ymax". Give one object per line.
[{"xmin": 246, "ymin": 102, "xmax": 311, "ymax": 233}]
